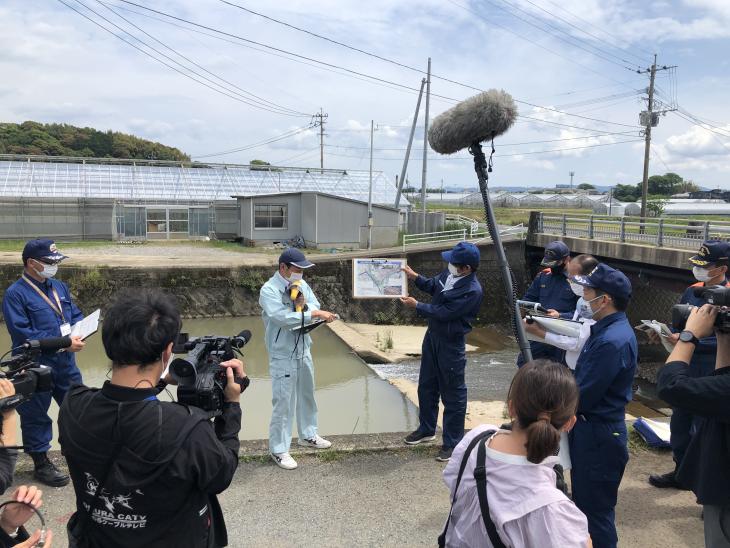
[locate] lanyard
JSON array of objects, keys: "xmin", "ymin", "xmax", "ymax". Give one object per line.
[{"xmin": 21, "ymin": 275, "xmax": 65, "ymax": 321}]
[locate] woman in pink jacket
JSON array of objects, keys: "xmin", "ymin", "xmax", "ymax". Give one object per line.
[{"xmin": 441, "ymin": 360, "xmax": 591, "ymax": 548}]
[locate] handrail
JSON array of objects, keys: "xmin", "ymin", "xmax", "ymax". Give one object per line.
[{"xmin": 535, "ymin": 211, "xmax": 726, "ymax": 249}]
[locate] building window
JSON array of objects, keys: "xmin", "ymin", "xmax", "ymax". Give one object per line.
[{"xmin": 254, "ymin": 204, "xmax": 287, "ymax": 229}]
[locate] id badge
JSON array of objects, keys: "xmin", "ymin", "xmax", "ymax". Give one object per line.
[{"xmin": 60, "ymin": 323, "xmax": 72, "ymax": 336}]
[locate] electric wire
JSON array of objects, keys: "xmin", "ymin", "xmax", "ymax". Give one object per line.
[
  {"xmin": 56, "ymin": 0, "xmax": 312, "ymax": 117},
  {"xmin": 96, "ymin": 0, "xmax": 310, "ymax": 116},
  {"xmin": 193, "ymin": 126, "xmax": 316, "ymax": 159},
  {"xmin": 115, "ymin": 0, "xmax": 639, "ymax": 130}
]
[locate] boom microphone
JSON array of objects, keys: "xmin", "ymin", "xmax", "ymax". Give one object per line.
[
  {"xmin": 22, "ymin": 336, "xmax": 72, "ymax": 353},
  {"xmin": 428, "ymin": 89, "xmax": 518, "ymax": 155}
]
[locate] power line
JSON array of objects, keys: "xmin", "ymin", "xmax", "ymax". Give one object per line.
[
  {"xmin": 490, "ymin": 0, "xmax": 638, "ymax": 70},
  {"xmin": 95, "ymin": 0, "xmax": 310, "ymax": 117},
  {"xmin": 326, "ymin": 138, "xmax": 642, "ymax": 161},
  {"xmin": 57, "ymin": 0, "xmax": 311, "ymax": 117},
  {"xmin": 517, "ymin": 0, "xmax": 647, "ymax": 64},
  {"xmin": 193, "ymin": 125, "xmax": 316, "ymax": 159},
  {"xmin": 115, "ymin": 0, "xmax": 638, "ymax": 130}
]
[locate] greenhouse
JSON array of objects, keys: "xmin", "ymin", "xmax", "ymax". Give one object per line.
[{"xmin": 0, "ymin": 156, "xmax": 405, "ymax": 240}]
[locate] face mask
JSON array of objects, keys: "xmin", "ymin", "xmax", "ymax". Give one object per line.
[
  {"xmin": 583, "ymin": 294, "xmax": 605, "ymax": 319},
  {"xmin": 288, "ymin": 271, "xmax": 303, "ymax": 282},
  {"xmin": 693, "ymin": 266, "xmax": 714, "ymax": 283},
  {"xmin": 448, "ymin": 263, "xmax": 461, "ymax": 277},
  {"xmin": 34, "ymin": 262, "xmax": 58, "ymax": 279},
  {"xmin": 569, "ymin": 280, "xmax": 584, "ymax": 297},
  {"xmin": 576, "ymin": 300, "xmax": 593, "ymax": 319}
]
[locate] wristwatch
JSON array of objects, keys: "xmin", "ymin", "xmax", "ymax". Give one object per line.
[{"xmin": 679, "ymin": 330, "xmax": 700, "ymax": 346}]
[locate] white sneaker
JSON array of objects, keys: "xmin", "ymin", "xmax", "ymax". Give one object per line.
[
  {"xmin": 297, "ymin": 435, "xmax": 332, "ymax": 449},
  {"xmin": 271, "ymin": 452, "xmax": 298, "ymax": 470}
]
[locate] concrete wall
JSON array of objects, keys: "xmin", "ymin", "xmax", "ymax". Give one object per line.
[{"xmin": 407, "ymin": 211, "xmax": 445, "ymax": 234}]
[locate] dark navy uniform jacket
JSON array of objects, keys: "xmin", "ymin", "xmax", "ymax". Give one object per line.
[
  {"xmin": 574, "ymin": 311, "xmax": 637, "ymax": 422},
  {"xmin": 523, "ymin": 268, "xmax": 577, "ymax": 315},
  {"xmin": 414, "ymin": 271, "xmax": 483, "ymax": 339},
  {"xmin": 2, "ymin": 276, "xmax": 84, "ymax": 368}
]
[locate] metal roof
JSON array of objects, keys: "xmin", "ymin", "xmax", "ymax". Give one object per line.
[{"xmin": 0, "ymin": 157, "xmax": 407, "ymax": 206}]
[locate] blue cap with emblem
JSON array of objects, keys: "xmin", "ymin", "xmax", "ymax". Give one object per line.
[
  {"xmin": 442, "ymin": 241, "xmax": 480, "ymax": 269},
  {"xmin": 689, "ymin": 240, "xmax": 730, "ymax": 267},
  {"xmin": 22, "ymin": 239, "xmax": 68, "ymax": 264},
  {"xmin": 278, "ymin": 248, "xmax": 315, "ymax": 269},
  {"xmin": 540, "ymin": 241, "xmax": 570, "ymax": 267},
  {"xmin": 571, "ymin": 263, "xmax": 632, "ymax": 301}
]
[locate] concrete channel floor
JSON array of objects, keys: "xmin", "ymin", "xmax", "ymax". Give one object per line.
[{"xmin": 10, "ymin": 443, "xmax": 702, "ymax": 547}]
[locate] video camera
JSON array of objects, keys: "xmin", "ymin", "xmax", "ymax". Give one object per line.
[
  {"xmin": 672, "ymin": 285, "xmax": 730, "ymax": 332},
  {"xmin": 170, "ymin": 330, "xmax": 251, "ymax": 415},
  {"xmin": 0, "ymin": 337, "xmax": 67, "ymax": 412}
]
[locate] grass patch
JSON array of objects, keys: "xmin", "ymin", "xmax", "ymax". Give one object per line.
[
  {"xmin": 409, "ymin": 443, "xmax": 439, "ymax": 456},
  {"xmin": 239, "ymin": 454, "xmax": 271, "ymax": 464},
  {"xmin": 315, "ymin": 450, "xmax": 345, "ymax": 463}
]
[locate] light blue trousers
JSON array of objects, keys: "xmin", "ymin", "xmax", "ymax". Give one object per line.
[{"xmin": 268, "ymin": 354, "xmax": 319, "ymax": 454}]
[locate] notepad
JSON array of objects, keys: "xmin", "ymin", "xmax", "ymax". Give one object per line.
[{"xmin": 71, "ymin": 309, "xmax": 100, "ymax": 340}]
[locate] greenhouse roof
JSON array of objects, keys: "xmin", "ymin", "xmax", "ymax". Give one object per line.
[{"xmin": 0, "ymin": 156, "xmax": 407, "ymax": 206}]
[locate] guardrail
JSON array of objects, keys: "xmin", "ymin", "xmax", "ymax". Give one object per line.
[
  {"xmin": 402, "ymin": 223, "xmax": 525, "ymax": 251},
  {"xmin": 536, "ymin": 212, "xmax": 730, "ymax": 250}
]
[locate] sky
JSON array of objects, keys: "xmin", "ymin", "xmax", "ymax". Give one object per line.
[{"xmin": 1, "ymin": 0, "xmax": 730, "ymax": 190}]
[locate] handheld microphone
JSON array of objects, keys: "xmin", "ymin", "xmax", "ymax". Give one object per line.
[
  {"xmin": 428, "ymin": 89, "xmax": 518, "ymax": 155},
  {"xmin": 22, "ymin": 336, "xmax": 72, "ymax": 353},
  {"xmin": 288, "ymin": 281, "xmax": 303, "ymax": 312}
]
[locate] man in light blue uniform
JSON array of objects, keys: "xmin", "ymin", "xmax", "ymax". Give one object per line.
[
  {"xmin": 569, "ymin": 263, "xmax": 637, "ymax": 548},
  {"xmin": 259, "ymin": 249, "xmax": 337, "ymax": 470},
  {"xmin": 2, "ymin": 239, "xmax": 86, "ymax": 487}
]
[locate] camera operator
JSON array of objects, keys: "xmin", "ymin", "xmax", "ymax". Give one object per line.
[
  {"xmin": 2, "ymin": 239, "xmax": 86, "ymax": 487},
  {"xmin": 58, "ymin": 289, "xmax": 245, "ymax": 548},
  {"xmin": 658, "ymin": 304, "xmax": 730, "ymax": 548},
  {"xmin": 0, "ymin": 380, "xmax": 54, "ymax": 548},
  {"xmin": 650, "ymin": 240, "xmax": 730, "ymax": 490}
]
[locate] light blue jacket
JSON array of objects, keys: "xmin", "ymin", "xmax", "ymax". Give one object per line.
[{"xmin": 259, "ymin": 272, "xmax": 321, "ymax": 360}]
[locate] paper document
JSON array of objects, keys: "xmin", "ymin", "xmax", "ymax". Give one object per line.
[
  {"xmin": 71, "ymin": 309, "xmax": 100, "ymax": 340},
  {"xmin": 526, "ymin": 316, "xmax": 583, "ymax": 341},
  {"xmin": 635, "ymin": 320, "xmax": 675, "ymax": 353}
]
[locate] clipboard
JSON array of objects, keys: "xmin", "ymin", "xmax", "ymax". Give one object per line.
[
  {"xmin": 291, "ymin": 320, "xmax": 327, "ymax": 334},
  {"xmin": 70, "ymin": 309, "xmax": 100, "ymax": 340}
]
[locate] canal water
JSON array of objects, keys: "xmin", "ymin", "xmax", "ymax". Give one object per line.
[{"xmin": 0, "ymin": 317, "xmax": 418, "ymax": 447}]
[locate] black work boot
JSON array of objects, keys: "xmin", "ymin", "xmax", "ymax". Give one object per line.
[
  {"xmin": 30, "ymin": 452, "xmax": 69, "ymax": 487},
  {"xmin": 648, "ymin": 469, "xmax": 687, "ymax": 490}
]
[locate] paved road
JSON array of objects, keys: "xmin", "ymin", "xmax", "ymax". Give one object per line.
[{"xmin": 11, "ymin": 446, "xmax": 701, "ymax": 547}]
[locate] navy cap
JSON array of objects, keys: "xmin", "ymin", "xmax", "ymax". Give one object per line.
[
  {"xmin": 22, "ymin": 239, "xmax": 67, "ymax": 264},
  {"xmin": 442, "ymin": 241, "xmax": 480, "ymax": 269},
  {"xmin": 541, "ymin": 241, "xmax": 570, "ymax": 267},
  {"xmin": 572, "ymin": 263, "xmax": 632, "ymax": 301},
  {"xmin": 689, "ymin": 240, "xmax": 730, "ymax": 267},
  {"xmin": 278, "ymin": 248, "xmax": 314, "ymax": 269}
]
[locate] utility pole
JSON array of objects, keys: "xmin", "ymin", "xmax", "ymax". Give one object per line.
[
  {"xmin": 638, "ymin": 55, "xmax": 677, "ymax": 218},
  {"xmin": 368, "ymin": 119, "xmax": 374, "ymax": 250},
  {"xmin": 421, "ymin": 57, "xmax": 431, "ymax": 233},
  {"xmin": 395, "ymin": 78, "xmax": 426, "ymax": 209},
  {"xmin": 569, "ymin": 171, "xmax": 575, "ymax": 190},
  {"xmin": 314, "ymin": 108, "xmax": 328, "ymax": 173}
]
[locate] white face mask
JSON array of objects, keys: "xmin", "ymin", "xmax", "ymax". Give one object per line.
[
  {"xmin": 288, "ymin": 271, "xmax": 303, "ymax": 282},
  {"xmin": 447, "ymin": 263, "xmax": 461, "ymax": 277},
  {"xmin": 34, "ymin": 262, "xmax": 58, "ymax": 279},
  {"xmin": 569, "ymin": 280, "xmax": 584, "ymax": 297},
  {"xmin": 693, "ymin": 266, "xmax": 714, "ymax": 283},
  {"xmin": 584, "ymin": 294, "xmax": 606, "ymax": 319}
]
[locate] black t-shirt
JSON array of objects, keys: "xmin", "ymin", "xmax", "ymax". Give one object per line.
[{"xmin": 59, "ymin": 382, "xmax": 241, "ymax": 548}]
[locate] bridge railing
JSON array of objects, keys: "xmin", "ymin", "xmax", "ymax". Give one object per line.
[
  {"xmin": 537, "ymin": 212, "xmax": 730, "ymax": 250},
  {"xmin": 402, "ymin": 223, "xmax": 526, "ymax": 251}
]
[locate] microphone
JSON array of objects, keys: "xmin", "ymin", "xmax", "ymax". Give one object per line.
[
  {"xmin": 22, "ymin": 336, "xmax": 72, "ymax": 353},
  {"xmin": 428, "ymin": 89, "xmax": 518, "ymax": 155},
  {"xmin": 234, "ymin": 330, "xmax": 252, "ymax": 347}
]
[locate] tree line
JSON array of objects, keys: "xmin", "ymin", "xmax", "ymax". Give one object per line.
[
  {"xmin": 0, "ymin": 121, "xmax": 189, "ymax": 161},
  {"xmin": 611, "ymin": 173, "xmax": 700, "ymax": 202}
]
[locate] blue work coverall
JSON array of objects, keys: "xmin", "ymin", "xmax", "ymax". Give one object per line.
[
  {"xmin": 569, "ymin": 311, "xmax": 637, "ymax": 548},
  {"xmin": 414, "ymin": 270, "xmax": 483, "ymax": 449},
  {"xmin": 519, "ymin": 268, "xmax": 578, "ymax": 366},
  {"xmin": 259, "ymin": 272, "xmax": 321, "ymax": 454},
  {"xmin": 2, "ymin": 276, "xmax": 84, "ymax": 453},
  {"xmin": 669, "ymin": 280, "xmax": 727, "ymax": 468}
]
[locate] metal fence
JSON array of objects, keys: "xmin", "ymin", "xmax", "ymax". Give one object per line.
[
  {"xmin": 402, "ymin": 224, "xmax": 525, "ymax": 251},
  {"xmin": 537, "ymin": 212, "xmax": 730, "ymax": 250}
]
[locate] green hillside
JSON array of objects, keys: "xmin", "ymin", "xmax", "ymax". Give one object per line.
[{"xmin": 0, "ymin": 121, "xmax": 189, "ymax": 161}]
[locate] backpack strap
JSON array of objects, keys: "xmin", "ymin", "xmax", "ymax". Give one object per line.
[
  {"xmin": 438, "ymin": 429, "xmax": 496, "ymax": 548},
  {"xmin": 475, "ymin": 436, "xmax": 507, "ymax": 548}
]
